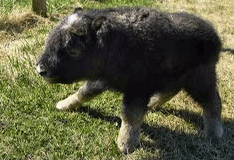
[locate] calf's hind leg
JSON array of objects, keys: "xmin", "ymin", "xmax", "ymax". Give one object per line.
[
  {"xmin": 56, "ymin": 80, "xmax": 108, "ymax": 111},
  {"xmin": 185, "ymin": 65, "xmax": 223, "ymax": 138},
  {"xmin": 148, "ymin": 89, "xmax": 180, "ymax": 109}
]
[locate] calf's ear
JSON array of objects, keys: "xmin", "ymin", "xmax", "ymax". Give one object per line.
[{"xmin": 92, "ymin": 16, "xmax": 107, "ymax": 32}]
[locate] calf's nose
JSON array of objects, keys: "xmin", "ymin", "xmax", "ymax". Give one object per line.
[{"xmin": 35, "ymin": 64, "xmax": 47, "ymax": 77}]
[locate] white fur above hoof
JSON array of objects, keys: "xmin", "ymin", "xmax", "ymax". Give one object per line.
[
  {"xmin": 117, "ymin": 123, "xmax": 141, "ymax": 154},
  {"xmin": 56, "ymin": 95, "xmax": 81, "ymax": 111},
  {"xmin": 207, "ymin": 126, "xmax": 223, "ymax": 138},
  {"xmin": 205, "ymin": 117, "xmax": 223, "ymax": 138}
]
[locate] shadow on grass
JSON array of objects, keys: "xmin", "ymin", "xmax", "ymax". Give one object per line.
[
  {"xmin": 75, "ymin": 106, "xmax": 122, "ymax": 126},
  {"xmin": 221, "ymin": 48, "xmax": 234, "ymax": 54},
  {"xmin": 74, "ymin": 106, "xmax": 234, "ymax": 159},
  {"xmin": 152, "ymin": 107, "xmax": 205, "ymax": 129}
]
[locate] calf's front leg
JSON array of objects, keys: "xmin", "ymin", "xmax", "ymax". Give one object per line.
[
  {"xmin": 56, "ymin": 80, "xmax": 108, "ymax": 111},
  {"xmin": 117, "ymin": 95, "xmax": 148, "ymax": 154}
]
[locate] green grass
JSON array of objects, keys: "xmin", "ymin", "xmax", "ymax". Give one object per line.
[{"xmin": 1, "ymin": 0, "xmax": 234, "ymax": 159}]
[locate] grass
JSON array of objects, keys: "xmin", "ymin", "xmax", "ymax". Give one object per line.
[{"xmin": 0, "ymin": 0, "xmax": 234, "ymax": 159}]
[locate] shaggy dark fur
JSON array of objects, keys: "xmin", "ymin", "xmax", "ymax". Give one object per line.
[{"xmin": 36, "ymin": 7, "xmax": 223, "ymax": 154}]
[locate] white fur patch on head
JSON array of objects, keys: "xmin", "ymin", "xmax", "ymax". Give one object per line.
[{"xmin": 62, "ymin": 14, "xmax": 81, "ymax": 29}]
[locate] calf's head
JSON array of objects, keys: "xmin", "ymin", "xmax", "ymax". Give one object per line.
[{"xmin": 36, "ymin": 8, "xmax": 107, "ymax": 84}]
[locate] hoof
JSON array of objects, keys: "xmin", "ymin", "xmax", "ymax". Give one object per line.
[
  {"xmin": 117, "ymin": 137, "xmax": 140, "ymax": 154},
  {"xmin": 56, "ymin": 95, "xmax": 81, "ymax": 111}
]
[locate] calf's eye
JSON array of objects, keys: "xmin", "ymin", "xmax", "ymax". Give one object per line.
[{"xmin": 67, "ymin": 49, "xmax": 81, "ymax": 57}]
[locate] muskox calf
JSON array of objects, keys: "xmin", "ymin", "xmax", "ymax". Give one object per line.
[{"xmin": 36, "ymin": 7, "xmax": 223, "ymax": 154}]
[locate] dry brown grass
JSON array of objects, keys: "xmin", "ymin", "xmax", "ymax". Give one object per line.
[{"xmin": 0, "ymin": 10, "xmax": 45, "ymax": 61}]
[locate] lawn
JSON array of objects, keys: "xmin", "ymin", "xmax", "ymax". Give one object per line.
[{"xmin": 0, "ymin": 0, "xmax": 234, "ymax": 159}]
